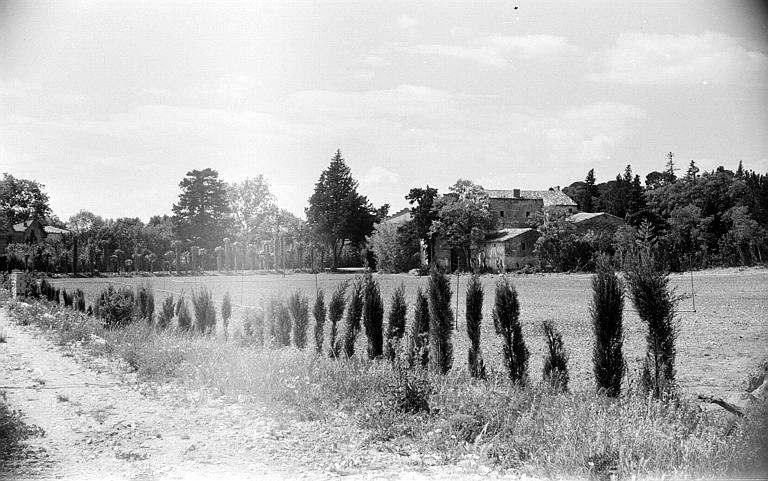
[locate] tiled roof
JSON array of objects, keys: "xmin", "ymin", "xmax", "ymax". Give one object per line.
[
  {"xmin": 384, "ymin": 208, "xmax": 411, "ymax": 224},
  {"xmin": 567, "ymin": 212, "xmax": 622, "ymax": 223},
  {"xmin": 484, "ymin": 228, "xmax": 535, "ymax": 243},
  {"xmin": 486, "ymin": 189, "xmax": 577, "ymax": 207},
  {"xmin": 44, "ymin": 225, "xmax": 70, "ymax": 235},
  {"xmin": 12, "ymin": 220, "xmax": 35, "ymax": 232}
]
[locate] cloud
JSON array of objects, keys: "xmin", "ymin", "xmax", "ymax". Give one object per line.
[
  {"xmin": 397, "ymin": 15, "xmax": 418, "ymax": 30},
  {"xmin": 363, "ymin": 166, "xmax": 400, "ymax": 185},
  {"xmin": 402, "ymin": 35, "xmax": 579, "ymax": 66},
  {"xmin": 353, "ymin": 70, "xmax": 375, "ymax": 81},
  {"xmin": 587, "ymin": 31, "xmax": 768, "ymax": 85}
]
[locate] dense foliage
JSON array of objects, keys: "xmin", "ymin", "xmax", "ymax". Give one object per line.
[{"xmin": 591, "ymin": 254, "xmax": 626, "ymax": 397}]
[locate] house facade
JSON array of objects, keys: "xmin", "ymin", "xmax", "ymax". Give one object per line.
[
  {"xmin": 480, "ymin": 228, "xmax": 540, "ymax": 272},
  {"xmin": 486, "ymin": 187, "xmax": 579, "ymax": 228},
  {"xmin": 1, "ymin": 219, "xmax": 70, "ymax": 269}
]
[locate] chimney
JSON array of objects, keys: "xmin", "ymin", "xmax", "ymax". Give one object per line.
[{"xmin": 513, "ymin": 188, "xmax": 520, "ymax": 198}]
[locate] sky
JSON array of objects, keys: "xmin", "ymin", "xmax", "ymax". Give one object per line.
[{"xmin": 1, "ymin": 1, "xmax": 767, "ymax": 222}]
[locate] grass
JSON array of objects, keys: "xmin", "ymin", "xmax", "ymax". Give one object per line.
[
  {"xmin": 0, "ymin": 391, "xmax": 45, "ymax": 471},
  {"xmin": 12, "ymin": 268, "xmax": 768, "ymax": 477}
]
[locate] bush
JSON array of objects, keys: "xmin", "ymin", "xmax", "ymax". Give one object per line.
[
  {"xmin": 242, "ymin": 307, "xmax": 265, "ymax": 345},
  {"xmin": 313, "ymin": 289, "xmax": 326, "ymax": 354},
  {"xmin": 135, "ymin": 283, "xmax": 155, "ymax": 323},
  {"xmin": 428, "ymin": 268, "xmax": 453, "ymax": 374},
  {"xmin": 367, "ymin": 222, "xmax": 420, "ymax": 273},
  {"xmin": 288, "ymin": 290, "xmax": 310, "ymax": 348},
  {"xmin": 176, "ymin": 297, "xmax": 192, "ymax": 331},
  {"xmin": 385, "ymin": 362, "xmax": 431, "ymax": 414},
  {"xmin": 493, "ymin": 276, "xmax": 528, "ymax": 384},
  {"xmin": 96, "ymin": 285, "xmax": 136, "ymax": 329},
  {"xmin": 465, "ymin": 274, "xmax": 486, "ymax": 379},
  {"xmin": 74, "ymin": 289, "xmax": 86, "ymax": 313},
  {"xmin": 624, "ymin": 225, "xmax": 679, "ymax": 398},
  {"xmin": 328, "ymin": 281, "xmax": 347, "ymax": 358},
  {"xmin": 192, "ymin": 288, "xmax": 217, "ymax": 334},
  {"xmin": 221, "ymin": 292, "xmax": 232, "ymax": 338},
  {"xmin": 385, "ymin": 284, "xmax": 407, "ymax": 362},
  {"xmin": 157, "ymin": 295, "xmax": 174, "ymax": 330},
  {"xmin": 54, "ymin": 288, "xmax": 61, "ymax": 305},
  {"xmin": 361, "ymin": 273, "xmax": 384, "ymax": 359},
  {"xmin": 542, "ymin": 320, "xmax": 569, "ymax": 391},
  {"xmin": 591, "ymin": 254, "xmax": 625, "ymax": 397},
  {"xmin": 342, "ymin": 278, "xmax": 364, "ymax": 358},
  {"xmin": 62, "ymin": 289, "xmax": 73, "ymax": 308},
  {"xmin": 409, "ymin": 287, "xmax": 430, "ymax": 369},
  {"xmin": 274, "ymin": 301, "xmax": 292, "ymax": 347}
]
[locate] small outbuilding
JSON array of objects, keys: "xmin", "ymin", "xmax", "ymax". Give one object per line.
[
  {"xmin": 567, "ymin": 212, "xmax": 624, "ymax": 235},
  {"xmin": 480, "ymin": 227, "xmax": 540, "ymax": 272}
]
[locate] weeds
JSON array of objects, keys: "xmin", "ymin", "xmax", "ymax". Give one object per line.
[
  {"xmin": 542, "ymin": 320, "xmax": 569, "ymax": 392},
  {"xmin": 157, "ymin": 295, "xmax": 174, "ymax": 330}
]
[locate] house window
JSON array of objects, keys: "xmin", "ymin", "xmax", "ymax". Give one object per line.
[
  {"xmin": 525, "ymin": 212, "xmax": 530, "ymax": 218},
  {"xmin": 500, "ymin": 211, "xmax": 504, "ymax": 217},
  {"xmin": 521, "ymin": 242, "xmax": 525, "ymax": 252},
  {"xmin": 568, "ymin": 208, "xmax": 573, "ymax": 214}
]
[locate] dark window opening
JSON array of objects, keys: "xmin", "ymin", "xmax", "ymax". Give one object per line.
[
  {"xmin": 521, "ymin": 242, "xmax": 525, "ymax": 252},
  {"xmin": 500, "ymin": 211, "xmax": 504, "ymax": 217},
  {"xmin": 525, "ymin": 212, "xmax": 530, "ymax": 218}
]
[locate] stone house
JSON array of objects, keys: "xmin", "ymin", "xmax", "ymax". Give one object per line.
[
  {"xmin": 486, "ymin": 187, "xmax": 578, "ymax": 228},
  {"xmin": 479, "ymin": 228, "xmax": 540, "ymax": 272}
]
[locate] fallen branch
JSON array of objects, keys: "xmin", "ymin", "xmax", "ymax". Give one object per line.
[{"xmin": 697, "ymin": 395, "xmax": 746, "ymax": 417}]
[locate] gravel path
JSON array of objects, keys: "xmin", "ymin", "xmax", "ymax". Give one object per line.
[{"xmin": 0, "ymin": 306, "xmax": 501, "ymax": 481}]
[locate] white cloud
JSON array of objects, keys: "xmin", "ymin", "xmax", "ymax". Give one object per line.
[
  {"xmin": 353, "ymin": 70, "xmax": 375, "ymax": 81},
  {"xmin": 403, "ymin": 35, "xmax": 579, "ymax": 66},
  {"xmin": 587, "ymin": 31, "xmax": 768, "ymax": 85},
  {"xmin": 363, "ymin": 166, "xmax": 400, "ymax": 184},
  {"xmin": 397, "ymin": 15, "xmax": 418, "ymax": 30}
]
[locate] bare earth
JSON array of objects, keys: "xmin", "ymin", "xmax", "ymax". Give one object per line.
[{"xmin": 0, "ymin": 308, "xmax": 497, "ymax": 481}]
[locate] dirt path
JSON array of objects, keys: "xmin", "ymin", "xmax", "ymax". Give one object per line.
[{"xmin": 0, "ymin": 306, "xmax": 498, "ymax": 481}]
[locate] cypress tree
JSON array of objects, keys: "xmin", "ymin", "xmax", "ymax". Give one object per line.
[
  {"xmin": 624, "ymin": 225, "xmax": 679, "ymax": 398},
  {"xmin": 466, "ymin": 274, "xmax": 486, "ymax": 379},
  {"xmin": 221, "ymin": 291, "xmax": 232, "ymax": 338},
  {"xmin": 428, "ymin": 268, "xmax": 453, "ymax": 374},
  {"xmin": 328, "ymin": 281, "xmax": 348, "ymax": 358},
  {"xmin": 591, "ymin": 254, "xmax": 625, "ymax": 397},
  {"xmin": 542, "ymin": 320, "xmax": 569, "ymax": 392},
  {"xmin": 409, "ymin": 287, "xmax": 430, "ymax": 368},
  {"xmin": 288, "ymin": 291, "xmax": 309, "ymax": 348},
  {"xmin": 493, "ymin": 276, "xmax": 528, "ymax": 384},
  {"xmin": 342, "ymin": 277, "xmax": 364, "ymax": 358},
  {"xmin": 313, "ymin": 289, "xmax": 326, "ymax": 353},
  {"xmin": 386, "ymin": 283, "xmax": 407, "ymax": 362},
  {"xmin": 361, "ymin": 272, "xmax": 384, "ymax": 359}
]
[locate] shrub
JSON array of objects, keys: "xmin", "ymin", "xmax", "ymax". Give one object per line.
[
  {"xmin": 62, "ymin": 289, "xmax": 73, "ymax": 308},
  {"xmin": 313, "ymin": 289, "xmax": 326, "ymax": 354},
  {"xmin": 465, "ymin": 273, "xmax": 486, "ymax": 379},
  {"xmin": 242, "ymin": 307, "xmax": 265, "ymax": 345},
  {"xmin": 96, "ymin": 285, "xmax": 136, "ymax": 329},
  {"xmin": 157, "ymin": 295, "xmax": 174, "ymax": 330},
  {"xmin": 328, "ymin": 281, "xmax": 347, "ymax": 358},
  {"xmin": 176, "ymin": 297, "xmax": 192, "ymax": 331},
  {"xmin": 361, "ymin": 273, "xmax": 384, "ymax": 359},
  {"xmin": 221, "ymin": 292, "xmax": 232, "ymax": 339},
  {"xmin": 192, "ymin": 288, "xmax": 217, "ymax": 334},
  {"xmin": 493, "ymin": 276, "xmax": 528, "ymax": 384},
  {"xmin": 385, "ymin": 362, "xmax": 431, "ymax": 414},
  {"xmin": 385, "ymin": 284, "xmax": 407, "ymax": 362},
  {"xmin": 274, "ymin": 301, "xmax": 292, "ymax": 347},
  {"xmin": 135, "ymin": 283, "xmax": 155, "ymax": 323},
  {"xmin": 74, "ymin": 289, "xmax": 86, "ymax": 313},
  {"xmin": 624, "ymin": 230, "xmax": 680, "ymax": 399},
  {"xmin": 409, "ymin": 287, "xmax": 430, "ymax": 369},
  {"xmin": 288, "ymin": 290, "xmax": 310, "ymax": 348},
  {"xmin": 54, "ymin": 288, "xmax": 61, "ymax": 305},
  {"xmin": 542, "ymin": 320, "xmax": 569, "ymax": 391},
  {"xmin": 342, "ymin": 278, "xmax": 364, "ymax": 358},
  {"xmin": 591, "ymin": 254, "xmax": 625, "ymax": 397},
  {"xmin": 428, "ymin": 268, "xmax": 453, "ymax": 374}
]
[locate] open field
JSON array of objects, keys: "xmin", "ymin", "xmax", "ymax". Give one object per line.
[{"xmin": 47, "ymin": 267, "xmax": 767, "ymax": 399}]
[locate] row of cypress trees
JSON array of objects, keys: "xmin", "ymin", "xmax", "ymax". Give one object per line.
[{"xmin": 245, "ymin": 231, "xmax": 677, "ymax": 399}]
